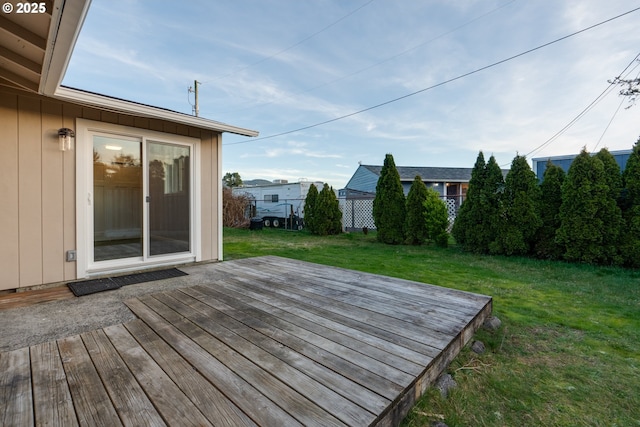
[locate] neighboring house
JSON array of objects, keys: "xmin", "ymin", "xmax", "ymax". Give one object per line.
[
  {"xmin": 0, "ymin": 0, "xmax": 257, "ymax": 291},
  {"xmin": 232, "ymin": 180, "xmax": 325, "ymax": 226},
  {"xmin": 341, "ymin": 164, "xmax": 473, "ymax": 200},
  {"xmin": 340, "ymin": 164, "xmax": 476, "ymax": 231},
  {"xmin": 532, "ymin": 149, "xmax": 632, "ymax": 181}
]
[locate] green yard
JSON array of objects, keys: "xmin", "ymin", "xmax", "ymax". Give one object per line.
[{"xmin": 224, "ymin": 227, "xmax": 640, "ymax": 427}]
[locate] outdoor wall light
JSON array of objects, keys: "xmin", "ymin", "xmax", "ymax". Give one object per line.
[{"xmin": 58, "ymin": 128, "xmax": 75, "ymax": 151}]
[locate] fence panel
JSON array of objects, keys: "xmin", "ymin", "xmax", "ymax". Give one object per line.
[{"xmin": 340, "ymin": 196, "xmax": 463, "ymax": 232}]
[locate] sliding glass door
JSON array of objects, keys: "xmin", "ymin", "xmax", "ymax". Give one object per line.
[
  {"xmin": 91, "ymin": 135, "xmax": 192, "ymax": 265},
  {"xmin": 93, "ymin": 135, "xmax": 143, "ymax": 261},
  {"xmin": 147, "ymin": 141, "xmax": 191, "ymax": 256}
]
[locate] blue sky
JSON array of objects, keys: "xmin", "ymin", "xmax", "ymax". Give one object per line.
[{"xmin": 63, "ymin": 0, "xmax": 640, "ymax": 188}]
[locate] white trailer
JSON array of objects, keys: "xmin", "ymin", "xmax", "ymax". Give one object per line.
[{"xmin": 232, "ymin": 180, "xmax": 325, "ymax": 229}]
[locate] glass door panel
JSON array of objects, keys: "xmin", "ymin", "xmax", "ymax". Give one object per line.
[
  {"xmin": 93, "ymin": 135, "xmax": 143, "ymax": 261},
  {"xmin": 147, "ymin": 141, "xmax": 191, "ymax": 256}
]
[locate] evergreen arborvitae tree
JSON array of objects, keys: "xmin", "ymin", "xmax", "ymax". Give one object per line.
[
  {"xmin": 303, "ymin": 183, "xmax": 319, "ymax": 233},
  {"xmin": 312, "ymin": 184, "xmax": 342, "ymax": 236},
  {"xmin": 491, "ymin": 155, "xmax": 541, "ymax": 255},
  {"xmin": 373, "ymin": 154, "xmax": 406, "ymax": 244},
  {"xmin": 596, "ymin": 148, "xmax": 623, "ymax": 202},
  {"xmin": 621, "ymin": 138, "xmax": 640, "ymax": 267},
  {"xmin": 405, "ymin": 176, "xmax": 429, "ymax": 245},
  {"xmin": 452, "ymin": 151, "xmax": 486, "ymax": 250},
  {"xmin": 556, "ymin": 148, "xmax": 622, "ymax": 265},
  {"xmin": 594, "ymin": 148, "xmax": 624, "ymax": 264},
  {"xmin": 534, "ymin": 160, "xmax": 565, "ymax": 259},
  {"xmin": 482, "ymin": 155, "xmax": 505, "ymax": 253},
  {"xmin": 424, "ymin": 188, "xmax": 449, "ymax": 247}
]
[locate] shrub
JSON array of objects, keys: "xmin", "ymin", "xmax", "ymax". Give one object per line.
[
  {"xmin": 309, "ymin": 184, "xmax": 342, "ymax": 236},
  {"xmin": 556, "ymin": 148, "xmax": 622, "ymax": 265},
  {"xmin": 534, "ymin": 160, "xmax": 565, "ymax": 259},
  {"xmin": 451, "ymin": 151, "xmax": 486, "ymax": 250},
  {"xmin": 424, "ymin": 188, "xmax": 449, "ymax": 247},
  {"xmin": 303, "ymin": 183, "xmax": 319, "ymax": 233},
  {"xmin": 222, "ymin": 187, "xmax": 251, "ymax": 228},
  {"xmin": 594, "ymin": 148, "xmax": 624, "ymax": 264},
  {"xmin": 373, "ymin": 154, "xmax": 406, "ymax": 244},
  {"xmin": 621, "ymin": 137, "xmax": 640, "ymax": 267},
  {"xmin": 405, "ymin": 176, "xmax": 429, "ymax": 245},
  {"xmin": 491, "ymin": 155, "xmax": 541, "ymax": 256},
  {"xmin": 452, "ymin": 152, "xmax": 504, "ymax": 253}
]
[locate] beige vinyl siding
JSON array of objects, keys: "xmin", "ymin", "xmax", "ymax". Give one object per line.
[{"xmin": 0, "ymin": 86, "xmax": 221, "ymax": 291}]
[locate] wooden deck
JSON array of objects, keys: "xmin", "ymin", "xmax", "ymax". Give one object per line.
[{"xmin": 1, "ymin": 256, "xmax": 492, "ymax": 426}]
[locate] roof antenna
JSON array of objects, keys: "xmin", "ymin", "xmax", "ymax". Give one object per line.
[{"xmin": 188, "ymin": 80, "xmax": 200, "ymax": 116}]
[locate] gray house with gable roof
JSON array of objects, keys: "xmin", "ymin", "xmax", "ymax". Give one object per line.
[
  {"xmin": 339, "ymin": 164, "xmax": 475, "ymax": 231},
  {"xmin": 341, "ymin": 164, "xmax": 473, "ymax": 201}
]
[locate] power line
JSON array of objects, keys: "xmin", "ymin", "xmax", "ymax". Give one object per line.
[
  {"xmin": 593, "ymin": 95, "xmax": 626, "ymax": 152},
  {"xmin": 221, "ymin": 0, "xmax": 517, "ymax": 114},
  {"xmin": 592, "ymin": 64, "xmax": 640, "ymax": 151},
  {"xmin": 225, "ymin": 6, "xmax": 640, "ymax": 146},
  {"xmin": 206, "ymin": 0, "xmax": 376, "ymax": 84},
  {"xmin": 523, "ymin": 52, "xmax": 640, "ymax": 160}
]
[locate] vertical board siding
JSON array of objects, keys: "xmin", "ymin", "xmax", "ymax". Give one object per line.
[
  {"xmin": 0, "ymin": 93, "xmax": 20, "ymax": 290},
  {"xmin": 0, "ymin": 86, "xmax": 221, "ymax": 290},
  {"xmin": 63, "ymin": 104, "xmax": 82, "ymax": 282},
  {"xmin": 18, "ymin": 96, "xmax": 44, "ymax": 287},
  {"xmin": 200, "ymin": 132, "xmax": 214, "ymax": 261},
  {"xmin": 41, "ymin": 100, "xmax": 65, "ymax": 284}
]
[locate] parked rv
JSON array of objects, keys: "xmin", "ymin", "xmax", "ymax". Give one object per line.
[{"xmin": 232, "ymin": 180, "xmax": 325, "ymax": 229}]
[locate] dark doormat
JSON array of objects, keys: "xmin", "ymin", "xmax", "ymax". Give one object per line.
[
  {"xmin": 67, "ymin": 268, "xmax": 188, "ymax": 297},
  {"xmin": 67, "ymin": 278, "xmax": 121, "ymax": 297},
  {"xmin": 110, "ymin": 268, "xmax": 188, "ymax": 287}
]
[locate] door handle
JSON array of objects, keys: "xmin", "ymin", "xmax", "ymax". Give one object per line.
[{"xmin": 146, "ymin": 196, "xmax": 150, "ymax": 203}]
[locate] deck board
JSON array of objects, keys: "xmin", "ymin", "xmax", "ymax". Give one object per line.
[
  {"xmin": 30, "ymin": 341, "xmax": 77, "ymax": 426},
  {"xmin": 0, "ymin": 256, "xmax": 492, "ymax": 426}
]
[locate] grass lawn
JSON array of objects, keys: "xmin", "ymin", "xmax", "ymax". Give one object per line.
[{"xmin": 224, "ymin": 227, "xmax": 640, "ymax": 427}]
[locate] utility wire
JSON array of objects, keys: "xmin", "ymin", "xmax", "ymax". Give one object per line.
[
  {"xmin": 207, "ymin": 0, "xmax": 376, "ymax": 83},
  {"xmin": 593, "ymin": 96, "xmax": 626, "ymax": 152},
  {"xmin": 225, "ymin": 6, "xmax": 640, "ymax": 146},
  {"xmin": 523, "ymin": 52, "xmax": 640, "ymax": 160},
  {"xmin": 222, "ymin": 0, "xmax": 517, "ymax": 114},
  {"xmin": 592, "ymin": 64, "xmax": 640, "ymax": 151}
]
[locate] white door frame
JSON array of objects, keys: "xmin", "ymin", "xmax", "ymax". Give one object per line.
[{"xmin": 75, "ymin": 119, "xmax": 201, "ymax": 278}]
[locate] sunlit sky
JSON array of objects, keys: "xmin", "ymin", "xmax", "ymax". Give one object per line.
[{"xmin": 63, "ymin": 0, "xmax": 640, "ymax": 188}]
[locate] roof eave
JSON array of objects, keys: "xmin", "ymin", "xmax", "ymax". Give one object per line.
[
  {"xmin": 38, "ymin": 0, "xmax": 258, "ymax": 138},
  {"xmin": 53, "ymin": 86, "xmax": 259, "ymax": 137},
  {"xmin": 40, "ymin": 0, "xmax": 91, "ymax": 96}
]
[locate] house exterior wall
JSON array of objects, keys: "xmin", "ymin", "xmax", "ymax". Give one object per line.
[
  {"xmin": 343, "ymin": 166, "xmax": 379, "ymax": 195},
  {"xmin": 0, "ymin": 86, "xmax": 221, "ymax": 291},
  {"xmin": 532, "ymin": 150, "xmax": 632, "ymax": 181}
]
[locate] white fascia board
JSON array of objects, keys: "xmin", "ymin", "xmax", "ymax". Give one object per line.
[
  {"xmin": 53, "ymin": 86, "xmax": 259, "ymax": 137},
  {"xmin": 41, "ymin": 0, "xmax": 92, "ymax": 95}
]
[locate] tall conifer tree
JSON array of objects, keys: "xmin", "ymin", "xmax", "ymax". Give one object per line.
[
  {"xmin": 482, "ymin": 155, "xmax": 505, "ymax": 253},
  {"xmin": 303, "ymin": 183, "xmax": 319, "ymax": 233},
  {"xmin": 373, "ymin": 154, "xmax": 406, "ymax": 244},
  {"xmin": 452, "ymin": 151, "xmax": 486, "ymax": 250},
  {"xmin": 621, "ymin": 138, "xmax": 640, "ymax": 267},
  {"xmin": 405, "ymin": 176, "xmax": 429, "ymax": 245},
  {"xmin": 535, "ymin": 161, "xmax": 565, "ymax": 259},
  {"xmin": 491, "ymin": 155, "xmax": 541, "ymax": 255},
  {"xmin": 557, "ymin": 148, "xmax": 621, "ymax": 264}
]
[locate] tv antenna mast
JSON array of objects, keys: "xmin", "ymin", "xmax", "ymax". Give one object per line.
[{"xmin": 188, "ymin": 80, "xmax": 201, "ymax": 116}]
